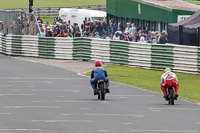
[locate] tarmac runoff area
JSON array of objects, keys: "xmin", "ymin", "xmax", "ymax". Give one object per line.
[{"xmin": 0, "ymin": 55, "xmax": 199, "ymax": 133}]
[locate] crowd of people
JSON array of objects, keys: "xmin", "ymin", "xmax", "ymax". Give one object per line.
[{"xmin": 37, "ymin": 17, "xmax": 168, "ymax": 44}]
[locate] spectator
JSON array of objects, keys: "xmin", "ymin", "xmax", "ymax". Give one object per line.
[
  {"xmin": 37, "ymin": 17, "xmax": 43, "ymax": 24},
  {"xmin": 146, "ymin": 31, "xmax": 152, "ymax": 43},
  {"xmin": 125, "ymin": 32, "xmax": 132, "ymax": 42},
  {"xmin": 130, "ymin": 23, "xmax": 137, "ymax": 41},
  {"xmin": 113, "ymin": 32, "xmax": 120, "ymax": 40},
  {"xmin": 46, "ymin": 27, "xmax": 52, "ymax": 37},
  {"xmin": 37, "ymin": 28, "xmax": 45, "ymax": 37},
  {"xmin": 0, "ymin": 21, "xmax": 4, "ymax": 33},
  {"xmin": 57, "ymin": 16, "xmax": 63, "ymax": 23},
  {"xmin": 105, "ymin": 32, "xmax": 113, "ymax": 40},
  {"xmin": 151, "ymin": 31, "xmax": 157, "ymax": 44},
  {"xmin": 73, "ymin": 23, "xmax": 81, "ymax": 37},
  {"xmin": 60, "ymin": 21, "xmax": 67, "ymax": 33},
  {"xmin": 135, "ymin": 32, "xmax": 140, "ymax": 42},
  {"xmin": 158, "ymin": 32, "xmax": 168, "ymax": 44},
  {"xmin": 56, "ymin": 31, "xmax": 69, "ymax": 37},
  {"xmin": 114, "ymin": 28, "xmax": 123, "ymax": 40}
]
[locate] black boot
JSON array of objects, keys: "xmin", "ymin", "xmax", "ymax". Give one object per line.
[
  {"xmin": 93, "ymin": 88, "xmax": 98, "ymax": 95},
  {"xmin": 106, "ymin": 88, "xmax": 110, "ymax": 93}
]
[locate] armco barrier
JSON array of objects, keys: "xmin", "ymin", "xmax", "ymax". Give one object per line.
[
  {"xmin": 198, "ymin": 48, "xmax": 200, "ymax": 73},
  {"xmin": 90, "ymin": 38, "xmax": 110, "ymax": 63},
  {"xmin": 173, "ymin": 45, "xmax": 198, "ymax": 74},
  {"xmin": 38, "ymin": 37, "xmax": 55, "ymax": 59},
  {"xmin": 0, "ymin": 34, "xmax": 200, "ymax": 74},
  {"xmin": 110, "ymin": 40, "xmax": 129, "ymax": 66},
  {"xmin": 21, "ymin": 35, "xmax": 39, "ymax": 57},
  {"xmin": 0, "ymin": 33, "xmax": 2, "ymax": 53},
  {"xmin": 73, "ymin": 38, "xmax": 91, "ymax": 60},
  {"xmin": 54, "ymin": 37, "xmax": 73, "ymax": 60},
  {"xmin": 151, "ymin": 44, "xmax": 174, "ymax": 71},
  {"xmin": 128, "ymin": 42, "xmax": 152, "ymax": 69}
]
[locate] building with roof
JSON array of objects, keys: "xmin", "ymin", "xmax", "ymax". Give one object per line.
[{"xmin": 106, "ymin": 0, "xmax": 200, "ymax": 32}]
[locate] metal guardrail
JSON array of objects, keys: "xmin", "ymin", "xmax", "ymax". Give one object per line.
[{"xmin": 0, "ymin": 34, "xmax": 199, "ymax": 74}]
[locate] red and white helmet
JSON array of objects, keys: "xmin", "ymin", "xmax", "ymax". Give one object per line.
[{"xmin": 95, "ymin": 61, "xmax": 101, "ymax": 67}]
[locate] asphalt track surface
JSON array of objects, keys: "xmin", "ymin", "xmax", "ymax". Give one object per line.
[{"xmin": 0, "ymin": 54, "xmax": 200, "ymax": 133}]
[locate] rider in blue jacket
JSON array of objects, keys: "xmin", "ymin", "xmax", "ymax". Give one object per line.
[{"xmin": 90, "ymin": 61, "xmax": 110, "ymax": 95}]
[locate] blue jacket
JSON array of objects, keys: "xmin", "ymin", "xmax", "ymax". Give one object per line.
[{"xmin": 91, "ymin": 67, "xmax": 108, "ymax": 82}]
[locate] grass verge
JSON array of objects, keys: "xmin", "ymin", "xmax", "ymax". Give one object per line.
[
  {"xmin": 86, "ymin": 65, "xmax": 200, "ymax": 102},
  {"xmin": 183, "ymin": 0, "xmax": 200, "ymax": 4},
  {"xmin": 0, "ymin": 0, "xmax": 106, "ymax": 9}
]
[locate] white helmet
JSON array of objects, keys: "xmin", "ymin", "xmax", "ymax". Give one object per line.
[{"xmin": 164, "ymin": 68, "xmax": 171, "ymax": 73}]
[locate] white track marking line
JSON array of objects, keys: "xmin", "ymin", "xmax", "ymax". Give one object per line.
[
  {"xmin": 131, "ymin": 129, "xmax": 197, "ymax": 132},
  {"xmin": 149, "ymin": 108, "xmax": 200, "ymax": 111},
  {"xmin": 8, "ymin": 81, "xmax": 51, "ymax": 83},
  {"xmin": 197, "ymin": 122, "xmax": 200, "ymax": 124},
  {"xmin": 151, "ymin": 110, "xmax": 161, "ymax": 112},
  {"xmin": 55, "ymin": 100, "xmax": 109, "ymax": 103},
  {"xmin": 4, "ymin": 106, "xmax": 61, "ymax": 109},
  {"xmin": 0, "ymin": 85, "xmax": 12, "ymax": 87},
  {"xmin": 27, "ymin": 86, "xmax": 35, "ymax": 88},
  {"xmin": 122, "ymin": 123, "xmax": 133, "ymax": 125},
  {"xmin": 108, "ymin": 95, "xmax": 155, "ymax": 97},
  {"xmin": 98, "ymin": 130, "xmax": 110, "ymax": 132},
  {"xmin": 119, "ymin": 97, "xmax": 127, "ymax": 99},
  {"xmin": 0, "ymin": 94, "xmax": 35, "ymax": 96},
  {"xmin": 85, "ymin": 114, "xmax": 144, "ymax": 117},
  {"xmin": 57, "ymin": 95, "xmax": 65, "ymax": 98},
  {"xmin": 0, "ymin": 77, "xmax": 87, "ymax": 80},
  {"xmin": 81, "ymin": 108, "xmax": 90, "ymax": 110},
  {"xmin": 31, "ymin": 120, "xmax": 93, "ymax": 123},
  {"xmin": 0, "ymin": 113, "xmax": 11, "ymax": 115},
  {"xmin": 32, "ymin": 101, "xmax": 43, "ymax": 103},
  {"xmin": 30, "ymin": 89, "xmax": 79, "ymax": 92},
  {"xmin": 61, "ymin": 114, "xmax": 72, "ymax": 116},
  {"xmin": 0, "ymin": 129, "xmax": 41, "ymax": 131}
]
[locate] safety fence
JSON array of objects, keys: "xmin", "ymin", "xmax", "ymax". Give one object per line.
[{"xmin": 0, "ymin": 34, "xmax": 200, "ymax": 74}]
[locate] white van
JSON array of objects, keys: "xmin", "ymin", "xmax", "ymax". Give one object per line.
[{"xmin": 58, "ymin": 8, "xmax": 106, "ymax": 27}]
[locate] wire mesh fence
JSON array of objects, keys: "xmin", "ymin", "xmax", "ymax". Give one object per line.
[{"xmin": 0, "ymin": 9, "xmax": 39, "ymax": 36}]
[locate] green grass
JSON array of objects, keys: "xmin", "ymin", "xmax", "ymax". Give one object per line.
[
  {"xmin": 41, "ymin": 17, "xmax": 55, "ymax": 25},
  {"xmin": 183, "ymin": 0, "xmax": 200, "ymax": 4},
  {"xmin": 0, "ymin": 0, "xmax": 106, "ymax": 9},
  {"xmin": 86, "ymin": 65, "xmax": 200, "ymax": 102}
]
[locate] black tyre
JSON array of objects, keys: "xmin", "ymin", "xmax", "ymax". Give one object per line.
[
  {"xmin": 169, "ymin": 88, "xmax": 174, "ymax": 105},
  {"xmin": 99, "ymin": 83, "xmax": 105, "ymax": 100}
]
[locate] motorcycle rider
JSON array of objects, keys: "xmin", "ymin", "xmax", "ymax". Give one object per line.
[
  {"xmin": 90, "ymin": 61, "xmax": 110, "ymax": 95},
  {"xmin": 160, "ymin": 68, "xmax": 179, "ymax": 100}
]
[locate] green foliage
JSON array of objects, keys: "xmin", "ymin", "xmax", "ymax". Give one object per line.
[
  {"xmin": 87, "ymin": 65, "xmax": 200, "ymax": 102},
  {"xmin": 0, "ymin": 0, "xmax": 106, "ymax": 9},
  {"xmin": 183, "ymin": 0, "xmax": 200, "ymax": 4}
]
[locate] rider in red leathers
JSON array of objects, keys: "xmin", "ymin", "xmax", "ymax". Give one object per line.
[{"xmin": 160, "ymin": 68, "xmax": 179, "ymax": 100}]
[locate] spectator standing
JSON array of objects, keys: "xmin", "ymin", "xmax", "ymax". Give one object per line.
[
  {"xmin": 135, "ymin": 32, "xmax": 140, "ymax": 42},
  {"xmin": 57, "ymin": 16, "xmax": 63, "ymax": 23},
  {"xmin": 146, "ymin": 31, "xmax": 152, "ymax": 43},
  {"xmin": 151, "ymin": 31, "xmax": 157, "ymax": 44},
  {"xmin": 113, "ymin": 32, "xmax": 120, "ymax": 40},
  {"xmin": 129, "ymin": 23, "xmax": 137, "ymax": 41},
  {"xmin": 114, "ymin": 28, "xmax": 123, "ymax": 40},
  {"xmin": 37, "ymin": 17, "xmax": 43, "ymax": 24},
  {"xmin": 158, "ymin": 32, "xmax": 168, "ymax": 44},
  {"xmin": 46, "ymin": 27, "xmax": 53, "ymax": 37},
  {"xmin": 60, "ymin": 21, "xmax": 67, "ymax": 33},
  {"xmin": 56, "ymin": 31, "xmax": 69, "ymax": 37},
  {"xmin": 0, "ymin": 21, "xmax": 4, "ymax": 33}
]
